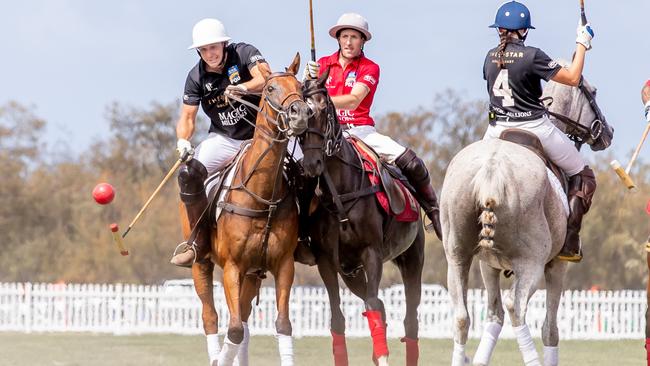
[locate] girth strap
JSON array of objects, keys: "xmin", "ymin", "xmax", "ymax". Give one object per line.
[
  {"xmin": 338, "ymin": 184, "xmax": 380, "ymax": 203},
  {"xmin": 217, "ymin": 202, "xmax": 270, "ymax": 218}
]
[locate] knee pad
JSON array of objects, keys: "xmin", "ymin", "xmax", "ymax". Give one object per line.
[
  {"xmin": 178, "ymin": 159, "xmax": 208, "ymax": 204},
  {"xmin": 395, "ymin": 148, "xmax": 430, "ymax": 185},
  {"xmin": 569, "ymin": 166, "xmax": 597, "ymax": 212}
]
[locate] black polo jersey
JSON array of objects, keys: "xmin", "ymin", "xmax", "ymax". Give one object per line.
[
  {"xmin": 483, "ymin": 39, "xmax": 562, "ymax": 121},
  {"xmin": 183, "ymin": 42, "xmax": 265, "ymax": 140}
]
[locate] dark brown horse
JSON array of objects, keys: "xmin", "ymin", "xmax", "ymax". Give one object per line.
[
  {"xmin": 188, "ymin": 54, "xmax": 310, "ymax": 366},
  {"xmin": 298, "ymin": 72, "xmax": 426, "ymax": 366}
]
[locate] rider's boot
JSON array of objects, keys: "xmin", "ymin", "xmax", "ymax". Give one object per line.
[
  {"xmin": 294, "ymin": 169, "xmax": 317, "ymax": 266},
  {"xmin": 557, "ymin": 166, "xmax": 597, "ymax": 263},
  {"xmin": 395, "ymin": 148, "xmax": 443, "ymax": 240},
  {"xmin": 170, "ymin": 159, "xmax": 211, "ymax": 268}
]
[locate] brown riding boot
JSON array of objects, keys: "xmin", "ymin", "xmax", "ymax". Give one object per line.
[
  {"xmin": 171, "ymin": 159, "xmax": 211, "ymax": 268},
  {"xmin": 557, "ymin": 166, "xmax": 597, "ymax": 263},
  {"xmin": 395, "ymin": 148, "xmax": 443, "ymax": 240}
]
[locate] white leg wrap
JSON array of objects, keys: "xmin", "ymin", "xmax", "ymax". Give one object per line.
[
  {"xmin": 451, "ymin": 341, "xmax": 468, "ymax": 366},
  {"xmin": 543, "ymin": 346, "xmax": 559, "ymax": 366},
  {"xmin": 218, "ymin": 336, "xmax": 241, "ymax": 366},
  {"xmin": 376, "ymin": 356, "xmax": 389, "ymax": 366},
  {"xmin": 206, "ymin": 333, "xmax": 221, "ymax": 366},
  {"xmin": 277, "ymin": 333, "xmax": 294, "ymax": 366},
  {"xmin": 233, "ymin": 322, "xmax": 250, "ymax": 366},
  {"xmin": 513, "ymin": 325, "xmax": 541, "ymax": 366},
  {"xmin": 473, "ymin": 322, "xmax": 502, "ymax": 365}
]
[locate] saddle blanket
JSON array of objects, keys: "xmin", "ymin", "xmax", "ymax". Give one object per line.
[{"xmin": 349, "ymin": 139, "xmax": 419, "ymax": 222}]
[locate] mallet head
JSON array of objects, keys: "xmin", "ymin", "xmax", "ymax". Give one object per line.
[{"xmin": 610, "ymin": 160, "xmax": 636, "ymax": 191}]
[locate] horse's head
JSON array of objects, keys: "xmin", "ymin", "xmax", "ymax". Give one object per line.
[
  {"xmin": 300, "ymin": 68, "xmax": 335, "ymax": 177},
  {"xmin": 260, "ymin": 53, "xmax": 310, "ymax": 137},
  {"xmin": 542, "ymin": 63, "xmax": 613, "ymax": 151}
]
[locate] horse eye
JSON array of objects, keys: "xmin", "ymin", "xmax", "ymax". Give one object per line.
[{"xmin": 267, "ymin": 85, "xmax": 275, "ymax": 93}]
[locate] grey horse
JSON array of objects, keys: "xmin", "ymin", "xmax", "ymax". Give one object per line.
[{"xmin": 441, "ymin": 76, "xmax": 608, "ymax": 366}]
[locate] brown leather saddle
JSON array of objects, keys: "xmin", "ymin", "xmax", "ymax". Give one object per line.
[
  {"xmin": 499, "ymin": 128, "xmax": 568, "ymax": 193},
  {"xmin": 347, "ymin": 136, "xmax": 407, "ymax": 214}
]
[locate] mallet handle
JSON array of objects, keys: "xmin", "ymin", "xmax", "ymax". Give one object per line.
[
  {"xmin": 309, "ymin": 0, "xmax": 316, "ymax": 62},
  {"xmin": 124, "ymin": 158, "xmax": 184, "ymax": 237},
  {"xmin": 625, "ymin": 122, "xmax": 650, "ymax": 174},
  {"xmin": 580, "ymin": 0, "xmax": 587, "ymax": 25}
]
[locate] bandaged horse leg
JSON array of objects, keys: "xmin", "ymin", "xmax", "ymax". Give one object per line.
[
  {"xmin": 331, "ymin": 330, "xmax": 349, "ymax": 366},
  {"xmin": 275, "ymin": 255, "xmax": 296, "ymax": 366},
  {"xmin": 172, "ymin": 159, "xmax": 210, "ymax": 267},
  {"xmin": 447, "ymin": 259, "xmax": 472, "ymax": 366},
  {"xmin": 361, "ymin": 248, "xmax": 389, "ymax": 365},
  {"xmin": 394, "ymin": 232, "xmax": 425, "ymax": 366},
  {"xmin": 474, "ymin": 261, "xmax": 505, "ymax": 366},
  {"xmin": 218, "ymin": 336, "xmax": 241, "ymax": 366},
  {"xmin": 316, "ymin": 254, "xmax": 349, "ymax": 366},
  {"xmin": 206, "ymin": 333, "xmax": 221, "ymax": 366},
  {"xmin": 542, "ymin": 259, "xmax": 566, "ymax": 366},
  {"xmin": 395, "ymin": 148, "xmax": 442, "ymax": 239},
  {"xmin": 505, "ymin": 264, "xmax": 544, "ymax": 366},
  {"xmin": 235, "ymin": 275, "xmax": 258, "ymax": 366},
  {"xmin": 558, "ymin": 166, "xmax": 596, "ymax": 262}
]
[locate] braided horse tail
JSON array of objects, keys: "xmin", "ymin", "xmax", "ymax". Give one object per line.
[{"xmin": 472, "ymin": 157, "xmax": 506, "ymax": 249}]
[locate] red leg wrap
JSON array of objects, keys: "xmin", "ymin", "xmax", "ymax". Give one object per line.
[
  {"xmin": 331, "ymin": 330, "xmax": 349, "ymax": 366},
  {"xmin": 363, "ymin": 310, "xmax": 389, "ymax": 360},
  {"xmin": 401, "ymin": 337, "xmax": 419, "ymax": 366},
  {"xmin": 646, "ymin": 338, "xmax": 650, "ymax": 366}
]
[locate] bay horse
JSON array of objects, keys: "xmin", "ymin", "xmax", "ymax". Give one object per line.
[
  {"xmin": 189, "ymin": 53, "xmax": 310, "ymax": 366},
  {"xmin": 298, "ymin": 71, "xmax": 426, "ymax": 366},
  {"xmin": 441, "ymin": 76, "xmax": 610, "ymax": 366}
]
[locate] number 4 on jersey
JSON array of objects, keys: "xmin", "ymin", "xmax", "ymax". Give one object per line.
[{"xmin": 493, "ymin": 69, "xmax": 515, "ymax": 107}]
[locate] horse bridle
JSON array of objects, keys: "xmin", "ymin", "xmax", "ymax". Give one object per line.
[
  {"xmin": 301, "ymin": 86, "xmax": 342, "ymax": 157},
  {"xmin": 543, "ymin": 77, "xmax": 610, "ymax": 149},
  {"xmin": 226, "ymin": 72, "xmax": 306, "ymax": 141}
]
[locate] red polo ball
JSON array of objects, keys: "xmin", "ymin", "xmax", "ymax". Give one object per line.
[
  {"xmin": 92, "ymin": 183, "xmax": 115, "ymax": 205},
  {"xmin": 646, "ymin": 199, "xmax": 650, "ymax": 216}
]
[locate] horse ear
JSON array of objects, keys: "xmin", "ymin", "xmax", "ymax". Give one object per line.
[
  {"xmin": 286, "ymin": 52, "xmax": 301, "ymax": 75},
  {"xmin": 317, "ymin": 67, "xmax": 330, "ymax": 88}
]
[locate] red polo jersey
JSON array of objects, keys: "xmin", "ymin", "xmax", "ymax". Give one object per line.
[{"xmin": 317, "ymin": 51, "xmax": 380, "ymax": 126}]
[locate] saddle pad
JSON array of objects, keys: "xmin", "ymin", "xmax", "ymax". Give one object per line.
[
  {"xmin": 348, "ymin": 139, "xmax": 419, "ymax": 222},
  {"xmin": 547, "ymin": 168, "xmax": 569, "ymax": 217}
]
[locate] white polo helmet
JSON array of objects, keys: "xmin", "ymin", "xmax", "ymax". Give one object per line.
[
  {"xmin": 188, "ymin": 18, "xmax": 231, "ymax": 50},
  {"xmin": 328, "ymin": 13, "xmax": 372, "ymax": 41}
]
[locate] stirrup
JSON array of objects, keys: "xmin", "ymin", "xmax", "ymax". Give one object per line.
[
  {"xmin": 422, "ymin": 209, "xmax": 437, "ymax": 234},
  {"xmin": 171, "ymin": 241, "xmax": 198, "ymax": 268},
  {"xmin": 556, "ymin": 249, "xmax": 583, "ymax": 263}
]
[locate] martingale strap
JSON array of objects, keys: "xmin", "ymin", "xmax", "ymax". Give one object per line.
[{"xmin": 321, "ymin": 169, "xmax": 350, "ymax": 230}]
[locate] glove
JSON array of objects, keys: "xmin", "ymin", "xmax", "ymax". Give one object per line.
[
  {"xmin": 302, "ymin": 61, "xmax": 320, "ymax": 81},
  {"xmin": 224, "ymin": 84, "xmax": 248, "ymax": 99},
  {"xmin": 176, "ymin": 138, "xmax": 193, "ymax": 161},
  {"xmin": 576, "ymin": 23, "xmax": 594, "ymax": 50},
  {"xmin": 645, "ymin": 101, "xmax": 650, "ymax": 123}
]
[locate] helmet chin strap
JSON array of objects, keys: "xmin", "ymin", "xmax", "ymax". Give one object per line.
[{"xmin": 516, "ymin": 29, "xmax": 529, "ymax": 41}]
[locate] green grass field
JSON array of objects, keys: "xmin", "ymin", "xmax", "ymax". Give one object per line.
[{"xmin": 0, "ymin": 333, "xmax": 643, "ymax": 365}]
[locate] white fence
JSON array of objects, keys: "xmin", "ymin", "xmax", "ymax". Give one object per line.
[{"xmin": 0, "ymin": 282, "xmax": 645, "ymax": 339}]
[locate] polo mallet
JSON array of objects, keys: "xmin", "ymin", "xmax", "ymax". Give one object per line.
[
  {"xmin": 309, "ymin": 0, "xmax": 316, "ymax": 62},
  {"xmin": 110, "ymin": 153, "xmax": 188, "ymax": 255},
  {"xmin": 580, "ymin": 0, "xmax": 587, "ymax": 25},
  {"xmin": 611, "ymin": 122, "xmax": 650, "ymax": 191},
  {"xmin": 646, "ymin": 199, "xmax": 650, "ymax": 252}
]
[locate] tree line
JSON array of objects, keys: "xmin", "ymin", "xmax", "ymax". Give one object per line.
[{"xmin": 0, "ymin": 92, "xmax": 648, "ymax": 289}]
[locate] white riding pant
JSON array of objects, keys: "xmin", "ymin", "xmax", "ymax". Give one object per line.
[
  {"xmin": 344, "ymin": 125, "xmax": 406, "ymax": 163},
  {"xmin": 287, "ymin": 125, "xmax": 406, "ymax": 163},
  {"xmin": 194, "ymin": 133, "xmax": 246, "ymax": 176},
  {"xmin": 483, "ymin": 115, "xmax": 585, "ymax": 176}
]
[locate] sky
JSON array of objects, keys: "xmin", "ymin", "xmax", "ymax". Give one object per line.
[{"xmin": 2, "ymin": 0, "xmax": 649, "ymax": 160}]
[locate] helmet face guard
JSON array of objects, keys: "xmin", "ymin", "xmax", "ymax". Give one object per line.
[{"xmin": 490, "ymin": 1, "xmax": 535, "ymax": 30}]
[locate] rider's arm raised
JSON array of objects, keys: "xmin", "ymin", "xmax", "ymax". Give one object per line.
[
  {"xmin": 331, "ymin": 83, "xmax": 369, "ymax": 110},
  {"xmin": 551, "ymin": 45, "xmax": 586, "ymax": 87}
]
